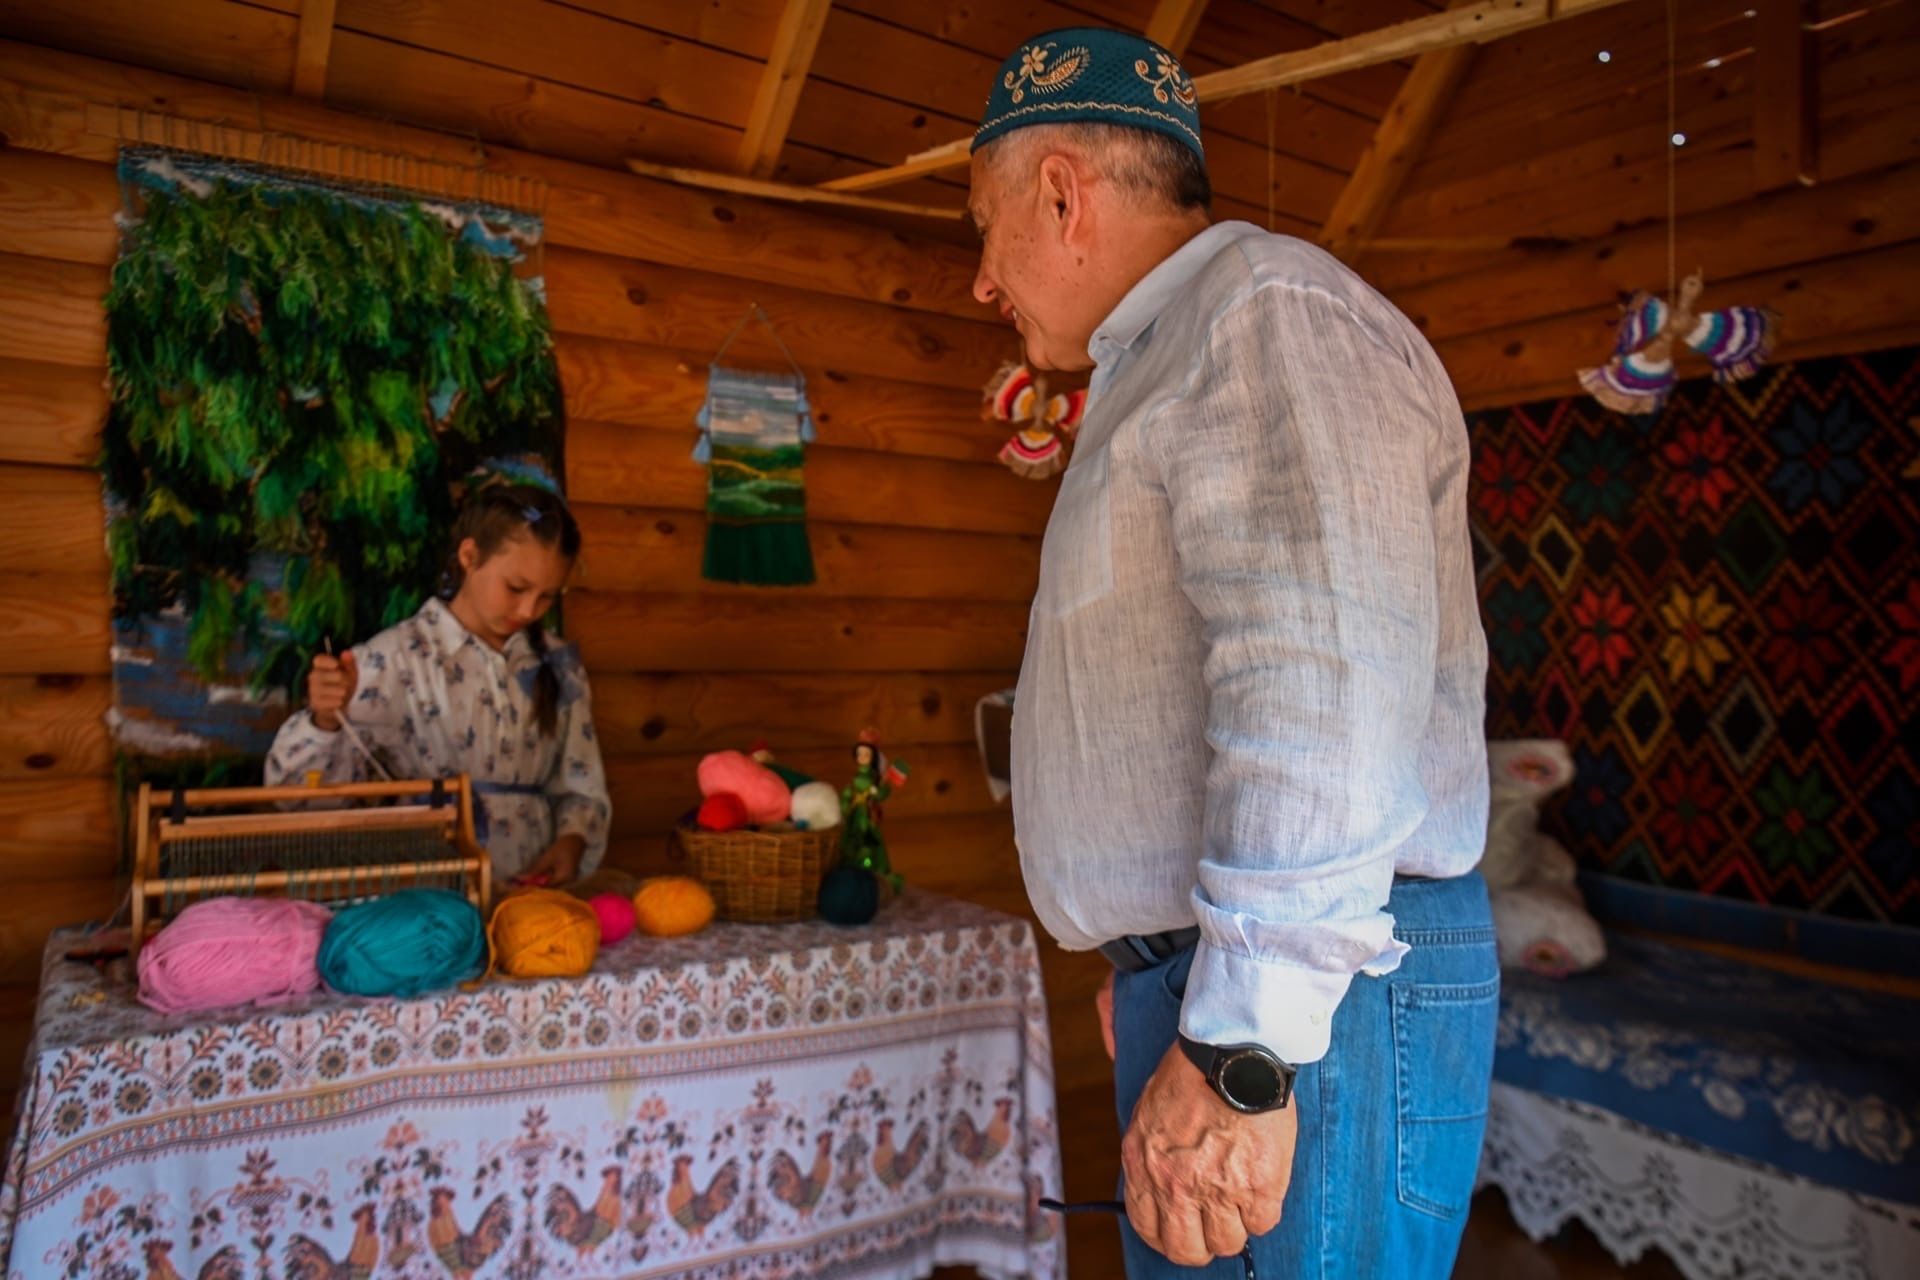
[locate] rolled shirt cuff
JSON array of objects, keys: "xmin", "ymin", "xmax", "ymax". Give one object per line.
[{"xmin": 1177, "ymin": 934, "xmax": 1410, "ymax": 1065}]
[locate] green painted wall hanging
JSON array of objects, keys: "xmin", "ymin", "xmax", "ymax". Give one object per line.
[
  {"xmin": 692, "ymin": 305, "xmax": 817, "ymax": 586},
  {"xmin": 101, "ymin": 148, "xmax": 565, "ymax": 787}
]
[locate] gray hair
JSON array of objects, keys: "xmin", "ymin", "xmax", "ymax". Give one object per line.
[{"xmin": 981, "ymin": 123, "xmax": 1211, "ymax": 213}]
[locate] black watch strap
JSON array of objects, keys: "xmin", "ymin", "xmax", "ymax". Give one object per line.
[{"xmin": 1177, "ymin": 1033, "xmax": 1296, "ymax": 1113}]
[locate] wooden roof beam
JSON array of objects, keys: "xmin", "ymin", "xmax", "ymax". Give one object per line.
[
  {"xmin": 1145, "ymin": 0, "xmax": 1213, "ymax": 57},
  {"xmin": 292, "ymin": 0, "xmax": 337, "ymax": 99},
  {"xmin": 736, "ymin": 0, "xmax": 835, "ymax": 178},
  {"xmin": 1754, "ymin": 0, "xmax": 1818, "ymax": 190},
  {"xmin": 1319, "ymin": 3, "xmax": 1479, "ymax": 263},
  {"xmin": 818, "ymin": 0, "xmax": 1633, "ymax": 193}
]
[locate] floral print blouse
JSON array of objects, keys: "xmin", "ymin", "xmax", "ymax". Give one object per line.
[{"xmin": 265, "ymin": 599, "xmax": 611, "ymax": 881}]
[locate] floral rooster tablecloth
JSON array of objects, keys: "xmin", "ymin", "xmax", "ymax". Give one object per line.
[{"xmin": 0, "ymin": 893, "xmax": 1064, "ymax": 1280}]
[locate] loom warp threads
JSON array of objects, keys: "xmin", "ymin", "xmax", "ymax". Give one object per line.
[
  {"xmin": 137, "ymin": 897, "xmax": 334, "ymax": 1014},
  {"xmin": 318, "ymin": 887, "xmax": 486, "ymax": 997}
]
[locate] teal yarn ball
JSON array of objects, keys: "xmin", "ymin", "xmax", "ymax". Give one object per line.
[
  {"xmin": 817, "ymin": 867, "xmax": 880, "ymax": 926},
  {"xmin": 317, "ymin": 888, "xmax": 486, "ymax": 997}
]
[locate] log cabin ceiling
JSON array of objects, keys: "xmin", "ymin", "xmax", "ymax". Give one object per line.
[{"xmin": 0, "ymin": 0, "xmax": 1914, "ymax": 398}]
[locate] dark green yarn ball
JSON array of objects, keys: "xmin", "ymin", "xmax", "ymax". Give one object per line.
[{"xmin": 817, "ymin": 867, "xmax": 880, "ymax": 926}]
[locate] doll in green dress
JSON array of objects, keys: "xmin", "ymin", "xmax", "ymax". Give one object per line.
[{"xmin": 841, "ymin": 728, "xmax": 907, "ymax": 891}]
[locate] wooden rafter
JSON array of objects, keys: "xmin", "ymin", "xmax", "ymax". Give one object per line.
[
  {"xmin": 1754, "ymin": 0, "xmax": 1818, "ymax": 190},
  {"xmin": 736, "ymin": 0, "xmax": 835, "ymax": 178},
  {"xmin": 1319, "ymin": 2, "xmax": 1479, "ymax": 263},
  {"xmin": 1144, "ymin": 0, "xmax": 1212, "ymax": 56},
  {"xmin": 814, "ymin": 0, "xmax": 1634, "ymax": 194},
  {"xmin": 291, "ymin": 0, "xmax": 337, "ymax": 99},
  {"xmin": 627, "ymin": 159, "xmax": 964, "ymax": 220}
]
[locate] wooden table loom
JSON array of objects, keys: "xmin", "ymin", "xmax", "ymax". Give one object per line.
[{"xmin": 129, "ymin": 777, "xmax": 492, "ymax": 947}]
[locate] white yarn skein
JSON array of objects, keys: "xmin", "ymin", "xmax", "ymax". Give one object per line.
[{"xmin": 789, "ymin": 781, "xmax": 842, "ymax": 830}]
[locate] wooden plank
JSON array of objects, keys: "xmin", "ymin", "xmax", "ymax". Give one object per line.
[
  {"xmin": 292, "ymin": 0, "xmax": 337, "ymax": 98},
  {"xmin": 1191, "ymin": 0, "xmax": 1633, "ymax": 103},
  {"xmin": 736, "ymin": 0, "xmax": 834, "ymax": 177},
  {"xmin": 605, "ymin": 740, "xmax": 1002, "ymax": 835},
  {"xmin": 0, "ymin": 776, "xmax": 116, "ymax": 879},
  {"xmin": 0, "ymin": 149, "xmax": 120, "ymax": 265},
  {"xmin": 565, "ymin": 421, "xmax": 1057, "ymax": 538},
  {"xmin": 1755, "ymin": 0, "xmax": 1819, "ymax": 189},
  {"xmin": 566, "ymin": 591, "xmax": 1030, "ymax": 674},
  {"xmin": 1458, "ymin": 319, "xmax": 1920, "ymax": 411},
  {"xmin": 573, "ymin": 503, "xmax": 1040, "ymax": 603},
  {"xmin": 627, "ymin": 159, "xmax": 963, "ymax": 219},
  {"xmin": 0, "ymin": 0, "xmax": 296, "ymax": 94},
  {"xmin": 0, "ymin": 675, "xmax": 111, "ymax": 778},
  {"xmin": 0, "ymin": 43, "xmax": 995, "ymax": 322},
  {"xmin": 543, "ymin": 246, "xmax": 1010, "ymax": 395},
  {"xmin": 556, "ymin": 336, "xmax": 1001, "ymax": 466},
  {"xmin": 1435, "ymin": 239, "xmax": 1920, "ymax": 404},
  {"xmin": 1319, "ymin": 15, "xmax": 1476, "ymax": 259},
  {"xmin": 1146, "ymin": 0, "xmax": 1214, "ymax": 54},
  {"xmin": 0, "ymin": 572, "xmax": 110, "ymax": 675},
  {"xmin": 1396, "ymin": 160, "xmax": 1920, "ymax": 343},
  {"xmin": 0, "ymin": 463, "xmax": 106, "ymax": 576},
  {"xmin": 0, "ymin": 253, "xmax": 106, "ymax": 368},
  {"xmin": 0, "ymin": 356, "xmax": 108, "ymax": 467},
  {"xmin": 591, "ymin": 671, "xmax": 1013, "ymax": 759},
  {"xmin": 0, "ymin": 876, "xmax": 121, "ymax": 986}
]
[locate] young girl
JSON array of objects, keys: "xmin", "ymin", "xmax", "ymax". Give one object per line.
[{"xmin": 266, "ymin": 483, "xmax": 611, "ymax": 886}]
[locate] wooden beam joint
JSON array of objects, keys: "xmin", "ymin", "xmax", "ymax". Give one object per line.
[
  {"xmin": 736, "ymin": 0, "xmax": 835, "ymax": 179},
  {"xmin": 1754, "ymin": 0, "xmax": 1818, "ymax": 191},
  {"xmin": 292, "ymin": 0, "xmax": 337, "ymax": 100}
]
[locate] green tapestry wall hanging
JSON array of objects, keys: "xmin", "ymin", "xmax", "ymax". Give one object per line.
[
  {"xmin": 102, "ymin": 148, "xmax": 564, "ymax": 785},
  {"xmin": 692, "ymin": 305, "xmax": 816, "ymax": 586}
]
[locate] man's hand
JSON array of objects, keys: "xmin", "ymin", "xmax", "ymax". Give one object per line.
[
  {"xmin": 1121, "ymin": 1042, "xmax": 1296, "ymax": 1266},
  {"xmin": 1096, "ymin": 971, "xmax": 1116, "ymax": 1060},
  {"xmin": 306, "ymin": 651, "xmax": 358, "ymax": 732}
]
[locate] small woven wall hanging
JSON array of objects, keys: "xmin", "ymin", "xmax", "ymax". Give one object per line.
[{"xmin": 693, "ymin": 305, "xmax": 817, "ymax": 586}]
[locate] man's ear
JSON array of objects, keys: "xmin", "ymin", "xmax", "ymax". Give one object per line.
[{"xmin": 1035, "ymin": 153, "xmax": 1084, "ymax": 241}]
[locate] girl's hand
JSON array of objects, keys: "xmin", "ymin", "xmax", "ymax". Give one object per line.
[
  {"xmin": 517, "ymin": 835, "xmax": 584, "ymax": 887},
  {"xmin": 307, "ymin": 651, "xmax": 359, "ymax": 732}
]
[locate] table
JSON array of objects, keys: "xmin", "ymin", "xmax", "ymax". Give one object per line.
[{"xmin": 0, "ymin": 892, "xmax": 1065, "ymax": 1280}]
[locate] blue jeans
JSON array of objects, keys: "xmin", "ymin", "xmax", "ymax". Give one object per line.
[{"xmin": 1111, "ymin": 871, "xmax": 1498, "ymax": 1280}]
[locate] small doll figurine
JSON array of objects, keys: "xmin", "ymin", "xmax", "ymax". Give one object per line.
[
  {"xmin": 1578, "ymin": 271, "xmax": 1776, "ymax": 416},
  {"xmin": 841, "ymin": 727, "xmax": 908, "ymax": 891}
]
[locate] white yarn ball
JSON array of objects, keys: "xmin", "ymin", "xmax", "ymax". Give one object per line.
[{"xmin": 790, "ymin": 781, "xmax": 841, "ymax": 830}]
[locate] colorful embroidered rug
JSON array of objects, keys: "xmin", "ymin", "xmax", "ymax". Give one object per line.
[{"xmin": 1468, "ymin": 344, "xmax": 1920, "ymax": 927}]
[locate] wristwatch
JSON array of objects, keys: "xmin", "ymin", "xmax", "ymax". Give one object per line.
[{"xmin": 1177, "ymin": 1033, "xmax": 1296, "ymax": 1114}]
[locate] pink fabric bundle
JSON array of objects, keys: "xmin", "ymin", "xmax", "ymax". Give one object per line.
[
  {"xmin": 697, "ymin": 750, "xmax": 790, "ymax": 824},
  {"xmin": 137, "ymin": 897, "xmax": 334, "ymax": 1014}
]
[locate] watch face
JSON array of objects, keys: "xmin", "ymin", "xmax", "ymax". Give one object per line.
[{"xmin": 1219, "ymin": 1050, "xmax": 1286, "ymax": 1111}]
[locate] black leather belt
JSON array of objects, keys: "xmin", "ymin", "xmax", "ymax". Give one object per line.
[{"xmin": 1098, "ymin": 926, "xmax": 1201, "ymax": 973}]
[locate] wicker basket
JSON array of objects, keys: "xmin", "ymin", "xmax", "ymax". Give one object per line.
[{"xmin": 672, "ymin": 824, "xmax": 839, "ymax": 923}]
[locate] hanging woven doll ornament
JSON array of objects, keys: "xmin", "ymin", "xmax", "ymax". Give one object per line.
[
  {"xmin": 1578, "ymin": 272, "xmax": 1777, "ymax": 416},
  {"xmin": 983, "ymin": 362, "xmax": 1087, "ymax": 480}
]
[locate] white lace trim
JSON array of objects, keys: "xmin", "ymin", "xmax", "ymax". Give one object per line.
[{"xmin": 1476, "ymin": 1082, "xmax": 1920, "ymax": 1280}]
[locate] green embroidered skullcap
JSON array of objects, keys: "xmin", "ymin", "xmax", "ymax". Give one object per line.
[{"xmin": 973, "ymin": 28, "xmax": 1204, "ymax": 164}]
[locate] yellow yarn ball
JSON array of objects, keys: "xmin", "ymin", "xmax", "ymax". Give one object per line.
[
  {"xmin": 632, "ymin": 876, "xmax": 716, "ymax": 938},
  {"xmin": 488, "ymin": 888, "xmax": 600, "ymax": 979}
]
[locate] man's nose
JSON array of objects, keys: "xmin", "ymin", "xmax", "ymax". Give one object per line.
[{"xmin": 972, "ymin": 265, "xmax": 997, "ymax": 307}]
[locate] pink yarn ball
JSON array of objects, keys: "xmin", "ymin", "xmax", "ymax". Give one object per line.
[
  {"xmin": 590, "ymin": 892, "xmax": 637, "ymax": 945},
  {"xmin": 697, "ymin": 751, "xmax": 790, "ymax": 825},
  {"xmin": 138, "ymin": 896, "xmax": 334, "ymax": 1015}
]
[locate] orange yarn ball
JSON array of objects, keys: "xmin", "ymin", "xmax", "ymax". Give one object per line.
[
  {"xmin": 632, "ymin": 876, "xmax": 716, "ymax": 938},
  {"xmin": 487, "ymin": 889, "xmax": 600, "ymax": 979}
]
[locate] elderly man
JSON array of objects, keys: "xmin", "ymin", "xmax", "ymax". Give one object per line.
[{"xmin": 969, "ymin": 28, "xmax": 1498, "ymax": 1280}]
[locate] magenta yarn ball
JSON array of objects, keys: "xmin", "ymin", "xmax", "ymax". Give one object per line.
[{"xmin": 590, "ymin": 892, "xmax": 637, "ymax": 945}]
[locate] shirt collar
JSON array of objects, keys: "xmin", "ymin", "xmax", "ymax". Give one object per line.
[
  {"xmin": 1087, "ymin": 220, "xmax": 1268, "ymax": 364},
  {"xmin": 420, "ymin": 597, "xmax": 532, "ymax": 661}
]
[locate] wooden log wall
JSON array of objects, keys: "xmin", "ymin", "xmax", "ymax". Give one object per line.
[{"xmin": 0, "ymin": 37, "xmax": 1124, "ymax": 1274}]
